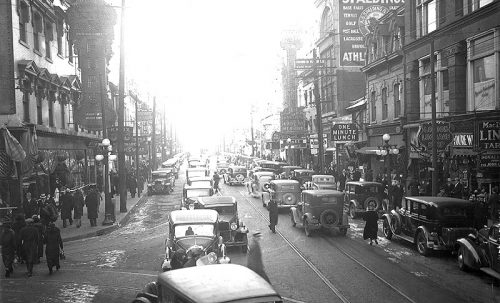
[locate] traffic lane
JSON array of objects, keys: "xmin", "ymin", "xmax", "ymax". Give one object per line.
[{"xmin": 221, "ymin": 184, "xmax": 345, "ymax": 303}]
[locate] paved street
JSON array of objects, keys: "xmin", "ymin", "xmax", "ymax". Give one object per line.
[{"xmin": 1, "ymin": 166, "xmax": 499, "ymax": 303}]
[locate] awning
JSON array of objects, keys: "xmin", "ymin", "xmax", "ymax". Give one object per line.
[
  {"xmin": 355, "ymin": 146, "xmax": 379, "ymax": 155},
  {"xmin": 345, "ymin": 98, "xmax": 366, "ymax": 112},
  {"xmin": 451, "ymin": 148, "xmax": 477, "ymax": 156}
]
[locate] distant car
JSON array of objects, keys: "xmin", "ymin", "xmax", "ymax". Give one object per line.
[
  {"xmin": 311, "ymin": 175, "xmax": 336, "ymax": 190},
  {"xmin": 281, "ymin": 166, "xmax": 302, "ymax": 179},
  {"xmin": 135, "ymin": 264, "xmax": 283, "ymax": 303},
  {"xmin": 382, "ymin": 196, "xmax": 476, "ymax": 256},
  {"xmin": 457, "ymin": 223, "xmax": 500, "ymax": 279},
  {"xmin": 182, "ymin": 184, "xmax": 213, "ymax": 209},
  {"xmin": 198, "ymin": 196, "xmax": 249, "ymax": 252},
  {"xmin": 264, "ymin": 179, "xmax": 301, "ymax": 209},
  {"xmin": 216, "ymin": 161, "xmax": 230, "ymax": 175},
  {"xmin": 258, "ymin": 161, "xmax": 287, "ymax": 175},
  {"xmin": 291, "ymin": 190, "xmax": 349, "ymax": 236},
  {"xmin": 292, "ymin": 169, "xmax": 315, "ymax": 186},
  {"xmin": 186, "ymin": 167, "xmax": 209, "ymax": 185},
  {"xmin": 161, "ymin": 158, "xmax": 180, "ymax": 179},
  {"xmin": 344, "ymin": 181, "xmax": 387, "ymax": 219},
  {"xmin": 147, "ymin": 170, "xmax": 174, "ymax": 196},
  {"xmin": 161, "ymin": 210, "xmax": 229, "ymax": 272},
  {"xmin": 226, "ymin": 165, "xmax": 247, "ymax": 186}
]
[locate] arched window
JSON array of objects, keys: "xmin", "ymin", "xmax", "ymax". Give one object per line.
[{"xmin": 320, "ymin": 7, "xmax": 332, "ymax": 38}]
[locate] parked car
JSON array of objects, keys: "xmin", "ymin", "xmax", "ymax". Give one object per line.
[
  {"xmin": 161, "ymin": 209, "xmax": 229, "ymax": 272},
  {"xmin": 182, "ymin": 184, "xmax": 213, "ymax": 209},
  {"xmin": 186, "ymin": 167, "xmax": 209, "ymax": 185},
  {"xmin": 226, "ymin": 165, "xmax": 247, "ymax": 186},
  {"xmin": 161, "ymin": 158, "xmax": 180, "ymax": 179},
  {"xmin": 251, "ymin": 171, "xmax": 275, "ymax": 200},
  {"xmin": 147, "ymin": 170, "xmax": 174, "ymax": 196},
  {"xmin": 456, "ymin": 223, "xmax": 500, "ymax": 279},
  {"xmin": 187, "ymin": 158, "xmax": 202, "ymax": 168},
  {"xmin": 135, "ymin": 264, "xmax": 283, "ymax": 303},
  {"xmin": 264, "ymin": 179, "xmax": 301, "ymax": 209},
  {"xmin": 292, "ymin": 169, "xmax": 315, "ymax": 186},
  {"xmin": 291, "ymin": 190, "xmax": 349, "ymax": 236},
  {"xmin": 197, "ymin": 196, "xmax": 249, "ymax": 252},
  {"xmin": 188, "ymin": 176, "xmax": 213, "ymax": 188},
  {"xmin": 382, "ymin": 196, "xmax": 476, "ymax": 256},
  {"xmin": 311, "ymin": 174, "xmax": 336, "ymax": 190},
  {"xmin": 344, "ymin": 181, "xmax": 387, "ymax": 219},
  {"xmin": 281, "ymin": 166, "xmax": 302, "ymax": 179},
  {"xmin": 216, "ymin": 160, "xmax": 229, "ymax": 175}
]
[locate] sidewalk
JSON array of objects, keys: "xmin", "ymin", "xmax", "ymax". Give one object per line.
[{"xmin": 57, "ymin": 191, "xmax": 146, "ymax": 242}]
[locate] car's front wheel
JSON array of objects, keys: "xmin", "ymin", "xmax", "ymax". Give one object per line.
[
  {"xmin": 349, "ymin": 203, "xmax": 357, "ymax": 219},
  {"xmin": 383, "ymin": 218, "xmax": 393, "ymax": 240},
  {"xmin": 457, "ymin": 246, "xmax": 468, "ymax": 271},
  {"xmin": 416, "ymin": 231, "xmax": 429, "ymax": 256}
]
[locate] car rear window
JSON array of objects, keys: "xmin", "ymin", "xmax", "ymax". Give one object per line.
[
  {"xmin": 319, "ymin": 196, "xmax": 337, "ymax": 204},
  {"xmin": 441, "ymin": 207, "xmax": 467, "ymax": 217}
]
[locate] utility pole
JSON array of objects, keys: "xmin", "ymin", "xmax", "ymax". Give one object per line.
[
  {"xmin": 430, "ymin": 39, "xmax": 438, "ymax": 196},
  {"xmin": 169, "ymin": 121, "xmax": 173, "ymax": 158},
  {"xmin": 152, "ymin": 97, "xmax": 157, "ymax": 171},
  {"xmin": 135, "ymin": 94, "xmax": 139, "ymax": 195},
  {"xmin": 117, "ymin": 0, "xmax": 127, "ymax": 212},
  {"xmin": 250, "ymin": 106, "xmax": 255, "ymax": 157},
  {"xmin": 313, "ymin": 49, "xmax": 324, "ymax": 174}
]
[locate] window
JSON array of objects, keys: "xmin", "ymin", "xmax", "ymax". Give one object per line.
[
  {"xmin": 19, "ymin": 2, "xmax": 29, "ymax": 43},
  {"xmin": 36, "ymin": 95, "xmax": 43, "ymax": 125},
  {"xmin": 68, "ymin": 40, "xmax": 74, "ymax": 63},
  {"xmin": 320, "ymin": 7, "xmax": 332, "ymax": 38},
  {"xmin": 61, "ymin": 102, "xmax": 65, "ymax": 129},
  {"xmin": 420, "ymin": 56, "xmax": 437, "ymax": 95},
  {"xmin": 416, "ymin": 0, "xmax": 437, "ymax": 37},
  {"xmin": 48, "ymin": 100, "xmax": 54, "ymax": 127},
  {"xmin": 461, "ymin": 0, "xmax": 494, "ymax": 15},
  {"xmin": 22, "ymin": 80, "xmax": 30, "ymax": 122},
  {"xmin": 45, "ymin": 22, "xmax": 53, "ymax": 59},
  {"xmin": 33, "ymin": 13, "xmax": 42, "ymax": 52},
  {"xmin": 371, "ymin": 90, "xmax": 376, "ymax": 122},
  {"xmin": 382, "ymin": 87, "xmax": 388, "ymax": 120},
  {"xmin": 57, "ymin": 22, "xmax": 63, "ymax": 56},
  {"xmin": 394, "ymin": 83, "xmax": 401, "ymax": 118}
]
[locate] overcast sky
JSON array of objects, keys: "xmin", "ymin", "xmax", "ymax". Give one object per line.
[{"xmin": 108, "ymin": 0, "xmax": 318, "ymax": 152}]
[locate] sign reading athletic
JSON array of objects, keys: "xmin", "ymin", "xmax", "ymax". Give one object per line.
[
  {"xmin": 331, "ymin": 123, "xmax": 358, "ymax": 141},
  {"xmin": 339, "ymin": 0, "xmax": 404, "ymax": 67}
]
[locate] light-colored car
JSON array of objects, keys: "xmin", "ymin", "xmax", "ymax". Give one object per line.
[
  {"xmin": 311, "ymin": 175, "xmax": 336, "ymax": 190},
  {"xmin": 264, "ymin": 179, "xmax": 301, "ymax": 209},
  {"xmin": 250, "ymin": 171, "xmax": 275, "ymax": 201}
]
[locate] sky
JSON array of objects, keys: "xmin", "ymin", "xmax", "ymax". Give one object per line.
[{"xmin": 107, "ymin": 0, "xmax": 318, "ymax": 152}]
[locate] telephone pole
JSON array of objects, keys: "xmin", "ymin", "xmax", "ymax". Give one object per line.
[
  {"xmin": 430, "ymin": 39, "xmax": 438, "ymax": 196},
  {"xmin": 151, "ymin": 97, "xmax": 157, "ymax": 171},
  {"xmin": 313, "ymin": 49, "xmax": 324, "ymax": 174},
  {"xmin": 117, "ymin": 0, "xmax": 127, "ymax": 212}
]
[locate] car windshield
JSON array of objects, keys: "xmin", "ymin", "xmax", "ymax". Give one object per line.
[
  {"xmin": 277, "ymin": 185, "xmax": 298, "ymax": 191},
  {"xmin": 188, "ymin": 171, "xmax": 206, "ymax": 178},
  {"xmin": 209, "ymin": 205, "xmax": 235, "ymax": 215},
  {"xmin": 186, "ymin": 189, "xmax": 211, "ymax": 198},
  {"xmin": 152, "ymin": 173, "xmax": 169, "ymax": 179},
  {"xmin": 316, "ymin": 177, "xmax": 334, "ymax": 183},
  {"xmin": 317, "ymin": 196, "xmax": 338, "ymax": 204},
  {"xmin": 174, "ymin": 224, "xmax": 215, "ymax": 238}
]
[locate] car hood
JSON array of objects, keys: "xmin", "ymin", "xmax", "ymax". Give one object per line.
[
  {"xmin": 174, "ymin": 237, "xmax": 215, "ymax": 251},
  {"xmin": 218, "ymin": 214, "xmax": 236, "ymax": 223}
]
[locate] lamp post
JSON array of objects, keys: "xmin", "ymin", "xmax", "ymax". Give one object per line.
[
  {"xmin": 95, "ymin": 138, "xmax": 116, "ymax": 225},
  {"xmin": 287, "ymin": 138, "xmax": 292, "ymax": 165},
  {"xmin": 376, "ymin": 134, "xmax": 399, "ymax": 173}
]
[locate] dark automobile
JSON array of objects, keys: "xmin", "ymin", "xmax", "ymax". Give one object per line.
[
  {"xmin": 344, "ymin": 181, "xmax": 388, "ymax": 219},
  {"xmin": 161, "ymin": 158, "xmax": 180, "ymax": 179},
  {"xmin": 259, "ymin": 160, "xmax": 287, "ymax": 175},
  {"xmin": 134, "ymin": 264, "xmax": 283, "ymax": 303},
  {"xmin": 182, "ymin": 184, "xmax": 213, "ymax": 209},
  {"xmin": 382, "ymin": 196, "xmax": 476, "ymax": 256},
  {"xmin": 281, "ymin": 166, "xmax": 302, "ymax": 179},
  {"xmin": 226, "ymin": 165, "xmax": 247, "ymax": 186},
  {"xmin": 290, "ymin": 190, "xmax": 349, "ymax": 236},
  {"xmin": 264, "ymin": 179, "xmax": 301, "ymax": 209},
  {"xmin": 292, "ymin": 169, "xmax": 315, "ymax": 186},
  {"xmin": 456, "ymin": 223, "xmax": 500, "ymax": 279},
  {"xmin": 161, "ymin": 209, "xmax": 229, "ymax": 272},
  {"xmin": 198, "ymin": 196, "xmax": 249, "ymax": 252},
  {"xmin": 147, "ymin": 170, "xmax": 174, "ymax": 196}
]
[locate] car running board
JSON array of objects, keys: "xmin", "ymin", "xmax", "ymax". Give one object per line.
[
  {"xmin": 480, "ymin": 267, "xmax": 500, "ymax": 279},
  {"xmin": 393, "ymin": 233, "xmax": 414, "ymax": 243}
]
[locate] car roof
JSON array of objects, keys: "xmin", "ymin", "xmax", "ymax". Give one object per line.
[
  {"xmin": 312, "ymin": 175, "xmax": 334, "ymax": 178},
  {"xmin": 152, "ymin": 170, "xmax": 171, "ymax": 174},
  {"xmin": 254, "ymin": 171, "xmax": 275, "ymax": 176},
  {"xmin": 162, "ymin": 158, "xmax": 178, "ymax": 165},
  {"xmin": 157, "ymin": 264, "xmax": 281, "ymax": 303},
  {"xmin": 270, "ymin": 179, "xmax": 300, "ymax": 185},
  {"xmin": 295, "ymin": 169, "xmax": 314, "ymax": 173},
  {"xmin": 198, "ymin": 196, "xmax": 236, "ymax": 206},
  {"xmin": 169, "ymin": 209, "xmax": 218, "ymax": 224},
  {"xmin": 405, "ymin": 196, "xmax": 475, "ymax": 207},
  {"xmin": 187, "ymin": 167, "xmax": 207, "ymax": 171},
  {"xmin": 283, "ymin": 166, "xmax": 302, "ymax": 169},
  {"xmin": 303, "ymin": 190, "xmax": 345, "ymax": 197},
  {"xmin": 346, "ymin": 181, "xmax": 382, "ymax": 186}
]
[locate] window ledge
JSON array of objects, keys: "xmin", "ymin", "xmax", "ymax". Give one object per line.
[
  {"xmin": 57, "ymin": 53, "xmax": 64, "ymax": 60},
  {"xmin": 381, "ymin": 119, "xmax": 389, "ymax": 123},
  {"xmin": 45, "ymin": 57, "xmax": 53, "ymax": 63},
  {"xmin": 19, "ymin": 40, "xmax": 30, "ymax": 49},
  {"xmin": 33, "ymin": 49, "xmax": 42, "ymax": 57}
]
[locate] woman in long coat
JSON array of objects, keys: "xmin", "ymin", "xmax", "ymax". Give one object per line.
[
  {"xmin": 363, "ymin": 205, "xmax": 379, "ymax": 245},
  {"xmin": 1, "ymin": 222, "xmax": 16, "ymax": 277},
  {"xmin": 60, "ymin": 190, "xmax": 74, "ymax": 227},
  {"xmin": 267, "ymin": 200, "xmax": 278, "ymax": 233},
  {"xmin": 85, "ymin": 188, "xmax": 99, "ymax": 227},
  {"xmin": 246, "ymin": 232, "xmax": 270, "ymax": 282},
  {"xmin": 73, "ymin": 190, "xmax": 85, "ymax": 228},
  {"xmin": 45, "ymin": 222, "xmax": 63, "ymax": 274},
  {"xmin": 19, "ymin": 219, "xmax": 40, "ymax": 277}
]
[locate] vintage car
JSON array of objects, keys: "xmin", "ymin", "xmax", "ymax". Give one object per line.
[
  {"xmin": 197, "ymin": 196, "xmax": 248, "ymax": 252},
  {"xmin": 344, "ymin": 181, "xmax": 387, "ymax": 219},
  {"xmin": 456, "ymin": 223, "xmax": 500, "ymax": 279},
  {"xmin": 281, "ymin": 166, "xmax": 302, "ymax": 179},
  {"xmin": 264, "ymin": 179, "xmax": 301, "ymax": 209},
  {"xmin": 251, "ymin": 171, "xmax": 275, "ymax": 200},
  {"xmin": 187, "ymin": 158, "xmax": 204, "ymax": 168},
  {"xmin": 292, "ymin": 169, "xmax": 315, "ymax": 186},
  {"xmin": 311, "ymin": 174, "xmax": 336, "ymax": 190},
  {"xmin": 185, "ymin": 167, "xmax": 209, "ymax": 185},
  {"xmin": 226, "ymin": 165, "xmax": 247, "ymax": 186},
  {"xmin": 382, "ymin": 196, "xmax": 476, "ymax": 256},
  {"xmin": 182, "ymin": 184, "xmax": 213, "ymax": 209},
  {"xmin": 259, "ymin": 160, "xmax": 287, "ymax": 175},
  {"xmin": 161, "ymin": 210, "xmax": 229, "ymax": 272},
  {"xmin": 291, "ymin": 190, "xmax": 349, "ymax": 236},
  {"xmin": 134, "ymin": 264, "xmax": 283, "ymax": 303},
  {"xmin": 187, "ymin": 176, "xmax": 213, "ymax": 188},
  {"xmin": 161, "ymin": 158, "xmax": 180, "ymax": 179},
  {"xmin": 147, "ymin": 170, "xmax": 174, "ymax": 196},
  {"xmin": 216, "ymin": 160, "xmax": 230, "ymax": 175}
]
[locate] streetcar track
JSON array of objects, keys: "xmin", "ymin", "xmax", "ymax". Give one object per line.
[{"xmin": 0, "ymin": 277, "xmax": 142, "ymax": 291}]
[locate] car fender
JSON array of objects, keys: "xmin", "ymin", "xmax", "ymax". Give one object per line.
[
  {"xmin": 290, "ymin": 207, "xmax": 300, "ymax": 224},
  {"xmin": 349, "ymin": 199, "xmax": 359, "ymax": 209},
  {"xmin": 415, "ymin": 226, "xmax": 431, "ymax": 244},
  {"xmin": 303, "ymin": 212, "xmax": 319, "ymax": 225},
  {"xmin": 456, "ymin": 238, "xmax": 482, "ymax": 269},
  {"xmin": 388, "ymin": 210, "xmax": 402, "ymax": 234}
]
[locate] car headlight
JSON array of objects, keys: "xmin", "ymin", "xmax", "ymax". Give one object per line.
[
  {"xmin": 287, "ymin": 196, "xmax": 292, "ymax": 201},
  {"xmin": 230, "ymin": 222, "xmax": 238, "ymax": 231}
]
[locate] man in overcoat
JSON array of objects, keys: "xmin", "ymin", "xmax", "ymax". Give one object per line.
[
  {"xmin": 32, "ymin": 215, "xmax": 44, "ymax": 263},
  {"xmin": 45, "ymin": 222, "xmax": 63, "ymax": 274},
  {"xmin": 19, "ymin": 218, "xmax": 40, "ymax": 277},
  {"xmin": 60, "ymin": 189, "xmax": 74, "ymax": 227},
  {"xmin": 246, "ymin": 232, "xmax": 270, "ymax": 283},
  {"xmin": 267, "ymin": 199, "xmax": 278, "ymax": 233},
  {"xmin": 85, "ymin": 187, "xmax": 100, "ymax": 227},
  {"xmin": 1, "ymin": 222, "xmax": 16, "ymax": 277},
  {"xmin": 73, "ymin": 190, "xmax": 85, "ymax": 228}
]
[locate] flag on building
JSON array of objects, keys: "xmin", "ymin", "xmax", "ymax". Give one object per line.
[{"xmin": 2, "ymin": 127, "xmax": 26, "ymax": 162}]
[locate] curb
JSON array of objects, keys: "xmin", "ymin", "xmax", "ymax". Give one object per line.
[{"xmin": 62, "ymin": 195, "xmax": 148, "ymax": 243}]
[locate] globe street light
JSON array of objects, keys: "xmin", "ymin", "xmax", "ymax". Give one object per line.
[
  {"xmin": 96, "ymin": 138, "xmax": 115, "ymax": 225},
  {"xmin": 377, "ymin": 133, "xmax": 399, "ymax": 172}
]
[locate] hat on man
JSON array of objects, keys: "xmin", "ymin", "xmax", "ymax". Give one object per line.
[{"xmin": 40, "ymin": 193, "xmax": 46, "ymax": 199}]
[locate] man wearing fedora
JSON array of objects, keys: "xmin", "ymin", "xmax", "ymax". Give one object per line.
[
  {"xmin": 1, "ymin": 221, "xmax": 16, "ymax": 278},
  {"xmin": 19, "ymin": 218, "xmax": 40, "ymax": 277}
]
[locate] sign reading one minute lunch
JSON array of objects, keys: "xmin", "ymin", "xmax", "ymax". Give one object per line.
[{"xmin": 331, "ymin": 123, "xmax": 358, "ymax": 141}]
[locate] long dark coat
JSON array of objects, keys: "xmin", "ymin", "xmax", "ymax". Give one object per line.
[
  {"xmin": 19, "ymin": 224, "xmax": 40, "ymax": 264},
  {"xmin": 246, "ymin": 237, "xmax": 270, "ymax": 282},
  {"xmin": 60, "ymin": 193, "xmax": 74, "ymax": 220},
  {"xmin": 33, "ymin": 222, "xmax": 44, "ymax": 258},
  {"xmin": 1, "ymin": 227, "xmax": 16, "ymax": 269},
  {"xmin": 73, "ymin": 192, "xmax": 85, "ymax": 219},
  {"xmin": 127, "ymin": 176, "xmax": 137, "ymax": 194},
  {"xmin": 363, "ymin": 210, "xmax": 379, "ymax": 240},
  {"xmin": 24, "ymin": 199, "xmax": 39, "ymax": 219},
  {"xmin": 44, "ymin": 225, "xmax": 63, "ymax": 268},
  {"xmin": 267, "ymin": 200, "xmax": 278, "ymax": 227},
  {"xmin": 85, "ymin": 190, "xmax": 99, "ymax": 219},
  {"xmin": 12, "ymin": 215, "xmax": 26, "ymax": 260}
]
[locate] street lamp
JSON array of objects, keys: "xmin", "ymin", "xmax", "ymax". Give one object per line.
[
  {"xmin": 95, "ymin": 138, "xmax": 115, "ymax": 226},
  {"xmin": 376, "ymin": 134, "xmax": 399, "ymax": 172},
  {"xmin": 286, "ymin": 138, "xmax": 292, "ymax": 165}
]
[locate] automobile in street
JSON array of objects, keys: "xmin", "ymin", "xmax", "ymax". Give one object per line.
[
  {"xmin": 135, "ymin": 264, "xmax": 283, "ymax": 303},
  {"xmin": 456, "ymin": 223, "xmax": 500, "ymax": 279},
  {"xmin": 344, "ymin": 181, "xmax": 387, "ymax": 219},
  {"xmin": 264, "ymin": 179, "xmax": 301, "ymax": 209},
  {"xmin": 147, "ymin": 170, "xmax": 174, "ymax": 196},
  {"xmin": 161, "ymin": 158, "xmax": 180, "ymax": 179},
  {"xmin": 182, "ymin": 184, "xmax": 213, "ymax": 209},
  {"xmin": 185, "ymin": 167, "xmax": 209, "ymax": 185},
  {"xmin": 290, "ymin": 190, "xmax": 349, "ymax": 236},
  {"xmin": 197, "ymin": 196, "xmax": 249, "ymax": 252},
  {"xmin": 226, "ymin": 165, "xmax": 247, "ymax": 186},
  {"xmin": 250, "ymin": 171, "xmax": 275, "ymax": 200},
  {"xmin": 292, "ymin": 169, "xmax": 315, "ymax": 186},
  {"xmin": 216, "ymin": 160, "xmax": 229, "ymax": 175},
  {"xmin": 187, "ymin": 158, "xmax": 205, "ymax": 168},
  {"xmin": 187, "ymin": 176, "xmax": 213, "ymax": 188},
  {"xmin": 281, "ymin": 165, "xmax": 302, "ymax": 179},
  {"xmin": 311, "ymin": 174, "xmax": 336, "ymax": 190},
  {"xmin": 258, "ymin": 160, "xmax": 287, "ymax": 175},
  {"xmin": 161, "ymin": 209, "xmax": 229, "ymax": 272},
  {"xmin": 382, "ymin": 196, "xmax": 476, "ymax": 256}
]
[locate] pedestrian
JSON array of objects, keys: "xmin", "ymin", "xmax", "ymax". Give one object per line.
[
  {"xmin": 213, "ymin": 171, "xmax": 221, "ymax": 194},
  {"xmin": 488, "ymin": 187, "xmax": 500, "ymax": 225},
  {"xmin": 73, "ymin": 189, "xmax": 85, "ymax": 228},
  {"xmin": 471, "ymin": 190, "xmax": 488, "ymax": 229},
  {"xmin": 44, "ymin": 222, "xmax": 63, "ymax": 275},
  {"xmin": 451, "ymin": 178, "xmax": 464, "ymax": 199},
  {"xmin": 128, "ymin": 174, "xmax": 138, "ymax": 198},
  {"xmin": 85, "ymin": 186, "xmax": 100, "ymax": 227},
  {"xmin": 32, "ymin": 215, "xmax": 44, "ymax": 264},
  {"xmin": 338, "ymin": 170, "xmax": 347, "ymax": 192},
  {"xmin": 18, "ymin": 218, "xmax": 40, "ymax": 277},
  {"xmin": 23, "ymin": 192, "xmax": 38, "ymax": 219},
  {"xmin": 40, "ymin": 195, "xmax": 58, "ymax": 226},
  {"xmin": 363, "ymin": 205, "xmax": 379, "ymax": 245},
  {"xmin": 60, "ymin": 189, "xmax": 74, "ymax": 228},
  {"xmin": 267, "ymin": 199, "xmax": 278, "ymax": 233},
  {"xmin": 12, "ymin": 214, "xmax": 26, "ymax": 264},
  {"xmin": 1, "ymin": 221, "xmax": 16, "ymax": 278},
  {"xmin": 246, "ymin": 232, "xmax": 270, "ymax": 283},
  {"xmin": 137, "ymin": 175, "xmax": 144, "ymax": 197}
]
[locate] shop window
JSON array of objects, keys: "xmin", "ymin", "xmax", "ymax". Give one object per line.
[
  {"xmin": 382, "ymin": 87, "xmax": 388, "ymax": 120},
  {"xmin": 394, "ymin": 83, "xmax": 401, "ymax": 118},
  {"xmin": 416, "ymin": 0, "xmax": 437, "ymax": 38},
  {"xmin": 371, "ymin": 90, "xmax": 376, "ymax": 122}
]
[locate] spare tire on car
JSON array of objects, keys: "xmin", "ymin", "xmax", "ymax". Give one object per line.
[
  {"xmin": 364, "ymin": 196, "xmax": 381, "ymax": 210},
  {"xmin": 320, "ymin": 209, "xmax": 339, "ymax": 229}
]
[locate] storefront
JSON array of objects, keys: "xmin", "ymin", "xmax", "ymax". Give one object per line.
[{"xmin": 475, "ymin": 119, "xmax": 500, "ymax": 192}]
